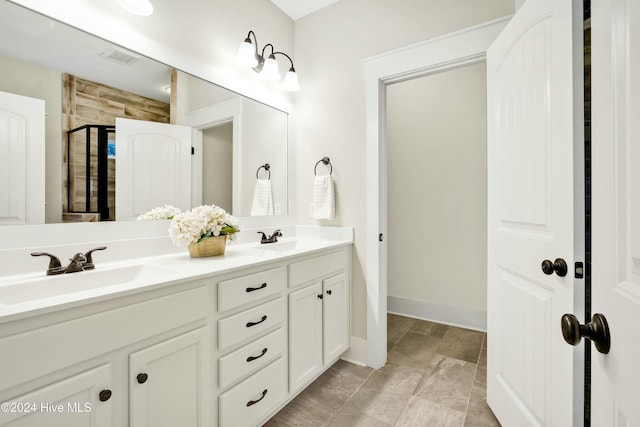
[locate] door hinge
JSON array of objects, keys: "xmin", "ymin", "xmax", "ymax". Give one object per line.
[
  {"xmin": 574, "ymin": 262, "xmax": 584, "ymax": 279},
  {"xmin": 191, "ymin": 146, "xmax": 195, "ymax": 155}
]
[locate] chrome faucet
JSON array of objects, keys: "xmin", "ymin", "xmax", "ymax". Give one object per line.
[
  {"xmin": 31, "ymin": 246, "xmax": 107, "ymax": 275},
  {"xmin": 257, "ymin": 229, "xmax": 282, "ymax": 244}
]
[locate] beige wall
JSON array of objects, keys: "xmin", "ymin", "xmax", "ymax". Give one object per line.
[
  {"xmin": 386, "ymin": 63, "xmax": 488, "ymax": 318},
  {"xmin": 203, "ymin": 124, "xmax": 233, "ymax": 212},
  {"xmin": 294, "ymin": 0, "xmax": 514, "ymax": 338},
  {"xmin": 0, "ymin": 54, "xmax": 62, "ymax": 223}
]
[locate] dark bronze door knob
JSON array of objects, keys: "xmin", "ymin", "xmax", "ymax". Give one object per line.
[
  {"xmin": 541, "ymin": 258, "xmax": 568, "ymax": 277},
  {"xmin": 561, "ymin": 313, "xmax": 610, "ymax": 354}
]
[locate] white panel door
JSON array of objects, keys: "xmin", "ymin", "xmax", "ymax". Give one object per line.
[
  {"xmin": 0, "ymin": 90, "xmax": 45, "ymax": 225},
  {"xmin": 487, "ymin": 0, "xmax": 583, "ymax": 425},
  {"xmin": 115, "ymin": 118, "xmax": 192, "ymax": 220},
  {"xmin": 591, "ymin": 0, "xmax": 640, "ymax": 424}
]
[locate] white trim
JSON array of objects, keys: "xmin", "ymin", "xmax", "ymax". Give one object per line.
[
  {"xmin": 363, "ymin": 16, "xmax": 510, "ymax": 369},
  {"xmin": 388, "ymin": 295, "xmax": 487, "ymax": 332},
  {"xmin": 339, "ymin": 336, "xmax": 368, "ymax": 367}
]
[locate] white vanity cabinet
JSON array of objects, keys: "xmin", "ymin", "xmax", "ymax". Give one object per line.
[
  {"xmin": 0, "ymin": 283, "xmax": 211, "ymax": 427},
  {"xmin": 288, "ymin": 251, "xmax": 350, "ymax": 393},
  {"xmin": 0, "ymin": 237, "xmax": 353, "ymax": 427}
]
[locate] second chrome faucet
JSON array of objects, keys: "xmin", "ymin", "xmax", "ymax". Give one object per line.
[{"xmin": 31, "ymin": 246, "xmax": 107, "ymax": 275}]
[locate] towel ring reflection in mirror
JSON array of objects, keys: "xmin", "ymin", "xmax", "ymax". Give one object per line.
[
  {"xmin": 314, "ymin": 157, "xmax": 332, "ymax": 176},
  {"xmin": 256, "ymin": 163, "xmax": 271, "ymax": 180}
]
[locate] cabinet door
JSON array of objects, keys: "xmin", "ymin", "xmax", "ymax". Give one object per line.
[
  {"xmin": 323, "ymin": 273, "xmax": 350, "ymax": 364},
  {"xmin": 0, "ymin": 364, "xmax": 112, "ymax": 427},
  {"xmin": 129, "ymin": 327, "xmax": 209, "ymax": 427},
  {"xmin": 288, "ymin": 282, "xmax": 323, "ymax": 392}
]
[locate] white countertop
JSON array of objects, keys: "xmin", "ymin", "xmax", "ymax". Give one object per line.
[{"xmin": 0, "ymin": 234, "xmax": 352, "ymax": 323}]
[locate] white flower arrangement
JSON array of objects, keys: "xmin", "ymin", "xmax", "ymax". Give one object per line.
[
  {"xmin": 137, "ymin": 205, "xmax": 182, "ymax": 221},
  {"xmin": 168, "ymin": 204, "xmax": 240, "ymax": 247}
]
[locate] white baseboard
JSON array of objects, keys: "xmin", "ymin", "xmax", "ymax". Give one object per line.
[
  {"xmin": 340, "ymin": 336, "xmax": 368, "ymax": 367},
  {"xmin": 388, "ymin": 295, "xmax": 487, "ymax": 332}
]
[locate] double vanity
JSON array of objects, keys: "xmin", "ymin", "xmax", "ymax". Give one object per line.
[{"xmin": 0, "ymin": 226, "xmax": 353, "ymax": 426}]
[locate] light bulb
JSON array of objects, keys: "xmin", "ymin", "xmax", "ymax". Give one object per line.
[
  {"xmin": 115, "ymin": 0, "xmax": 153, "ymax": 16},
  {"xmin": 260, "ymin": 56, "xmax": 281, "ymax": 81},
  {"xmin": 235, "ymin": 40, "xmax": 258, "ymax": 68},
  {"xmin": 282, "ymin": 69, "xmax": 300, "ymax": 92}
]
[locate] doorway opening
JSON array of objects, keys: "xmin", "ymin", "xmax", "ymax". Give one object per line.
[
  {"xmin": 364, "ymin": 17, "xmax": 510, "ymax": 369},
  {"xmin": 385, "ymin": 62, "xmax": 488, "ymax": 331}
]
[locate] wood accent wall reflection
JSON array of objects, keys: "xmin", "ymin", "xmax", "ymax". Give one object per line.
[{"xmin": 62, "ymin": 74, "xmax": 170, "ymax": 221}]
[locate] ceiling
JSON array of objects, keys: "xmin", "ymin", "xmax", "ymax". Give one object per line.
[
  {"xmin": 270, "ymin": 0, "xmax": 340, "ymax": 20},
  {"xmin": 0, "ymin": 1, "xmax": 170, "ymax": 102}
]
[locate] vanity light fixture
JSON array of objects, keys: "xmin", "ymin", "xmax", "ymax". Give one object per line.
[
  {"xmin": 115, "ymin": 0, "xmax": 154, "ymax": 16},
  {"xmin": 235, "ymin": 31, "xmax": 300, "ymax": 92}
]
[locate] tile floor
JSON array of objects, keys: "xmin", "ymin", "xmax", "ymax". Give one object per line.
[{"xmin": 264, "ymin": 313, "xmax": 500, "ymax": 427}]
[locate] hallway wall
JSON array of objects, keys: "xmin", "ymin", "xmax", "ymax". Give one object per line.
[{"xmin": 386, "ymin": 63, "xmax": 488, "ymax": 330}]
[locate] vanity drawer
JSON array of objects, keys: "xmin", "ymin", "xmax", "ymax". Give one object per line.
[
  {"xmin": 218, "ymin": 328, "xmax": 285, "ymax": 389},
  {"xmin": 218, "ymin": 297, "xmax": 285, "ymax": 350},
  {"xmin": 288, "ymin": 250, "xmax": 346, "ymax": 288},
  {"xmin": 218, "ymin": 266, "xmax": 286, "ymax": 312},
  {"xmin": 219, "ymin": 357, "xmax": 286, "ymax": 427}
]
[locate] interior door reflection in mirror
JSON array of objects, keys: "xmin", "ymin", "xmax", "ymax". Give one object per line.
[{"xmin": 0, "ymin": 0, "xmax": 288, "ymax": 224}]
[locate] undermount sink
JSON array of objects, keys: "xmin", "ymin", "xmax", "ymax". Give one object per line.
[{"xmin": 0, "ymin": 264, "xmax": 174, "ymax": 305}]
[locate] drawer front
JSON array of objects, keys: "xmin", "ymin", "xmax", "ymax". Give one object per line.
[
  {"xmin": 218, "ymin": 297, "xmax": 285, "ymax": 350},
  {"xmin": 288, "ymin": 250, "xmax": 346, "ymax": 288},
  {"xmin": 0, "ymin": 286, "xmax": 208, "ymax": 391},
  {"xmin": 219, "ymin": 357, "xmax": 286, "ymax": 427},
  {"xmin": 218, "ymin": 266, "xmax": 286, "ymax": 313},
  {"xmin": 218, "ymin": 328, "xmax": 285, "ymax": 389}
]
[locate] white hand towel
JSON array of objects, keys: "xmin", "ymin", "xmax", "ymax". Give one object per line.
[
  {"xmin": 251, "ymin": 178, "xmax": 274, "ymax": 216},
  {"xmin": 312, "ymin": 175, "xmax": 335, "ymax": 220}
]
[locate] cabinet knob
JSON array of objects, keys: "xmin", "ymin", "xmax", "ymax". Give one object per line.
[
  {"xmin": 137, "ymin": 373, "xmax": 149, "ymax": 384},
  {"xmin": 317, "ymin": 294, "xmax": 323, "ymax": 299},
  {"xmin": 326, "ymin": 290, "xmax": 332, "ymax": 295},
  {"xmin": 99, "ymin": 389, "xmax": 112, "ymax": 402}
]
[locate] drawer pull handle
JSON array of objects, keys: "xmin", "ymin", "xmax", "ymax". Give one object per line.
[
  {"xmin": 246, "ymin": 348, "xmax": 268, "ymax": 362},
  {"xmin": 246, "ymin": 282, "xmax": 267, "ymax": 293},
  {"xmin": 99, "ymin": 389, "xmax": 112, "ymax": 402},
  {"xmin": 246, "ymin": 315, "xmax": 267, "ymax": 328},
  {"xmin": 246, "ymin": 389, "xmax": 268, "ymax": 407},
  {"xmin": 137, "ymin": 373, "xmax": 148, "ymax": 384}
]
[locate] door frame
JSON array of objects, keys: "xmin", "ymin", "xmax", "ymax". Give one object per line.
[
  {"xmin": 183, "ymin": 98, "xmax": 243, "ymax": 214},
  {"xmin": 363, "ymin": 16, "xmax": 511, "ymax": 369}
]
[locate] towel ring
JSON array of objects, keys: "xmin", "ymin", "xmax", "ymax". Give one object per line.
[
  {"xmin": 256, "ymin": 163, "xmax": 271, "ymax": 180},
  {"xmin": 314, "ymin": 157, "xmax": 332, "ymax": 176}
]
